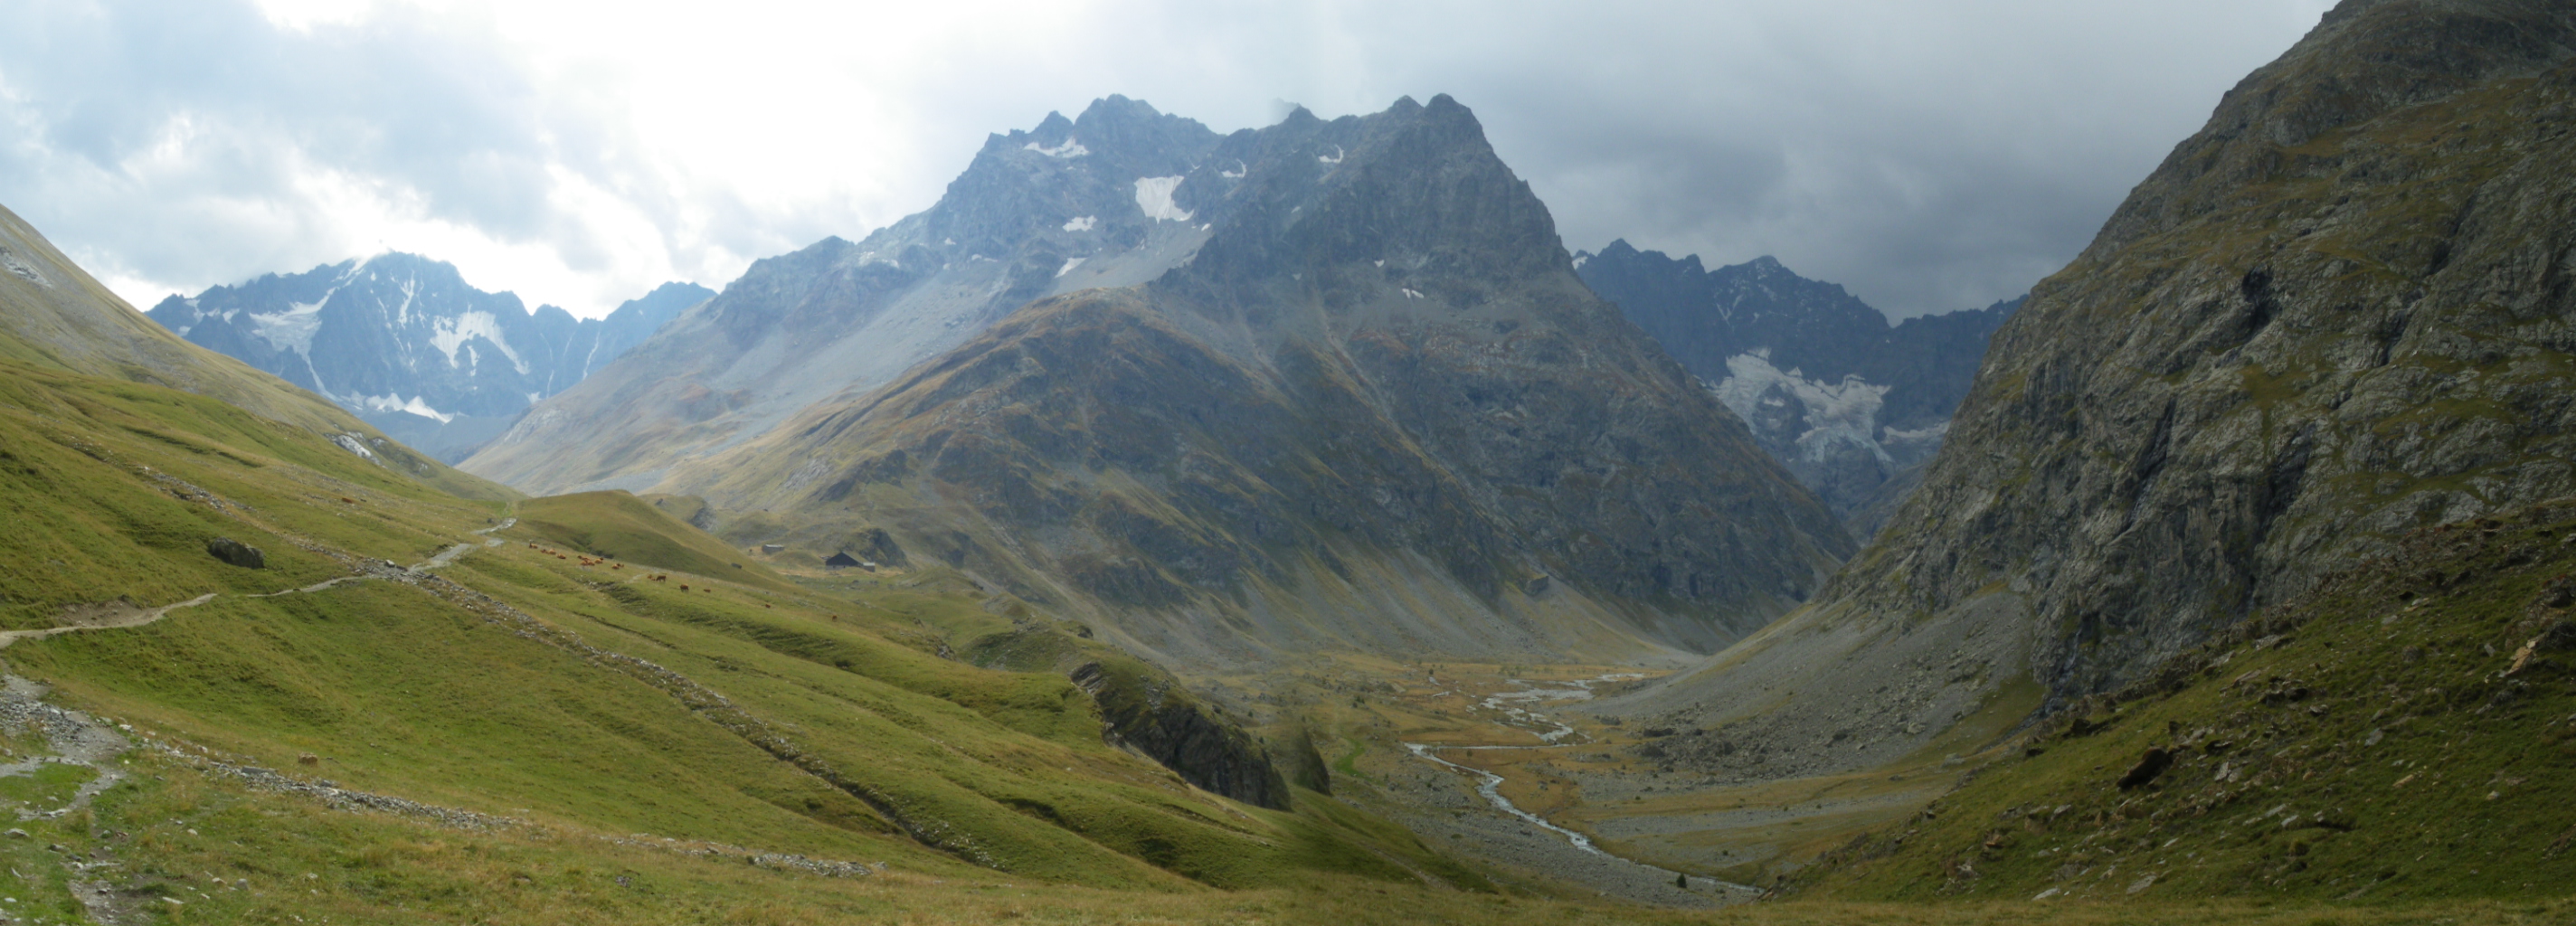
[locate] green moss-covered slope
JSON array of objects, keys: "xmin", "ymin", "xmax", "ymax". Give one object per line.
[
  {"xmin": 0, "ymin": 201, "xmax": 512, "ymax": 503},
  {"xmin": 511, "ymin": 490, "xmax": 806, "ymax": 593},
  {"xmin": 0, "ymin": 312, "xmax": 1483, "ymax": 919},
  {"xmin": 1795, "ymin": 497, "xmax": 2576, "ymax": 902}
]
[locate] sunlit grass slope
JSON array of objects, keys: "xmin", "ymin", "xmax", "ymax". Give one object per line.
[
  {"xmin": 512, "ymin": 489, "xmax": 806, "ymax": 593},
  {"xmin": 1794, "ymin": 499, "xmax": 2576, "ymax": 904},
  {"xmin": 0, "ymin": 299, "xmax": 2562, "ymax": 924},
  {"xmin": 0, "ymin": 358, "xmax": 507, "ymax": 630},
  {"xmin": 0, "ymin": 353, "xmax": 1492, "ymax": 920},
  {"xmin": 14, "ymin": 756, "xmax": 2572, "ymax": 926},
  {"xmin": 0, "ymin": 202, "xmax": 511, "ymax": 504}
]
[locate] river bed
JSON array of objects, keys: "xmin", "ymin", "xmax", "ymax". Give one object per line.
[{"xmin": 1398, "ymin": 674, "xmax": 1757, "ymax": 900}]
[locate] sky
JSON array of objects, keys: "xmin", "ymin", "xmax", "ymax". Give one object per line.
[{"xmin": 0, "ymin": 0, "xmax": 2339, "ymax": 320}]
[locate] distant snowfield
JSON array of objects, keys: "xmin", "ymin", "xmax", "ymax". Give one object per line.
[
  {"xmin": 429, "ymin": 310, "xmax": 527, "ymax": 374},
  {"xmin": 358, "ymin": 392, "xmax": 455, "ymax": 423},
  {"xmin": 249, "ymin": 298, "xmax": 329, "ymax": 354},
  {"xmin": 1132, "ymin": 176, "xmax": 1191, "ymax": 222},
  {"xmin": 1711, "ymin": 350, "xmax": 1892, "ymax": 463}
]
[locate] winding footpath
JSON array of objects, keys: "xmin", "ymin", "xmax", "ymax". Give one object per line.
[
  {"xmin": 0, "ymin": 519, "xmax": 515, "ymax": 651},
  {"xmin": 0, "ymin": 518, "xmax": 517, "ymax": 921}
]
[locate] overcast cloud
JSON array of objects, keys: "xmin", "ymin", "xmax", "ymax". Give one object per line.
[{"xmin": 0, "ymin": 0, "xmax": 2336, "ymax": 319}]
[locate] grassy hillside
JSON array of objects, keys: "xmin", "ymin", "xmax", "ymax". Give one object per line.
[
  {"xmin": 1791, "ymin": 498, "xmax": 2576, "ymax": 903},
  {"xmin": 512, "ymin": 490, "xmax": 806, "ymax": 594},
  {"xmin": 0, "ymin": 203, "xmax": 512, "ymax": 504},
  {"xmin": 0, "ymin": 359, "xmax": 508, "ymax": 631},
  {"xmin": 0, "ymin": 350, "xmax": 1529, "ymax": 921}
]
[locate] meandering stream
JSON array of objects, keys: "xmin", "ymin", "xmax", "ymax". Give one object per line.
[{"xmin": 1400, "ymin": 673, "xmax": 1756, "ymax": 898}]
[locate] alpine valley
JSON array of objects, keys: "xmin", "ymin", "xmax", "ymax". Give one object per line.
[{"xmin": 0, "ymin": 1, "xmax": 2568, "ymax": 923}]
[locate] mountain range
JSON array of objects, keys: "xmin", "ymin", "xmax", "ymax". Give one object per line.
[
  {"xmin": 0, "ymin": 198, "xmax": 1515, "ymax": 915},
  {"xmin": 461, "ymin": 96, "xmax": 1226, "ymax": 496},
  {"xmin": 146, "ymin": 254, "xmax": 711, "ymax": 461},
  {"xmin": 469, "ymin": 94, "xmax": 1854, "ymax": 666},
  {"xmin": 6, "ymin": 0, "xmax": 2572, "ymax": 915},
  {"xmin": 1576, "ymin": 243, "xmax": 2019, "ymax": 535}
]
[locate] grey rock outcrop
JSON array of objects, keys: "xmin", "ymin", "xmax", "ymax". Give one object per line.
[
  {"xmin": 1620, "ymin": 0, "xmax": 2576, "ymax": 776},
  {"xmin": 204, "ymin": 537, "xmax": 264, "ymax": 569},
  {"xmin": 148, "ymin": 257, "xmax": 709, "ymax": 461},
  {"xmin": 1072, "ymin": 661, "xmax": 1290, "ymax": 809}
]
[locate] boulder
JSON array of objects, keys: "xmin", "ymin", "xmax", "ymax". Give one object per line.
[
  {"xmin": 2117, "ymin": 748, "xmax": 2173, "ymax": 790},
  {"xmin": 206, "ymin": 536, "xmax": 265, "ymax": 569}
]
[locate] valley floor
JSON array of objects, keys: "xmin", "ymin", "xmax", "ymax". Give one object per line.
[
  {"xmin": 1184, "ymin": 653, "xmax": 2014, "ymax": 905},
  {"xmin": 0, "ymin": 704, "xmax": 2551, "ymax": 926},
  {"xmin": 3, "ymin": 351, "xmax": 2566, "ymax": 923}
]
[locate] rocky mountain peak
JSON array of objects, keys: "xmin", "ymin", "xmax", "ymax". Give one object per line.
[
  {"xmin": 464, "ymin": 97, "xmax": 1235, "ymax": 495},
  {"xmin": 664, "ymin": 93, "xmax": 1850, "ymax": 666},
  {"xmin": 1028, "ymin": 109, "xmax": 1075, "ymax": 141},
  {"xmin": 926, "ymin": 98, "xmax": 1219, "ymax": 261},
  {"xmin": 1166, "ymin": 93, "xmax": 1567, "ymax": 302}
]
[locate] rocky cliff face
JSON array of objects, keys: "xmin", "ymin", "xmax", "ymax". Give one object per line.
[
  {"xmin": 147, "ymin": 255, "xmax": 708, "ymax": 461},
  {"xmin": 673, "ymin": 97, "xmax": 1852, "ymax": 666},
  {"xmin": 1577, "ymin": 243, "xmax": 2017, "ymax": 532},
  {"xmin": 1616, "ymin": 0, "xmax": 2576, "ymax": 777},
  {"xmin": 1072, "ymin": 660, "xmax": 1291, "ymax": 809},
  {"xmin": 462, "ymin": 96, "xmax": 1226, "ymax": 495}
]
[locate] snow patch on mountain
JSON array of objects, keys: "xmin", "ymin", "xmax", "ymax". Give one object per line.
[
  {"xmin": 1710, "ymin": 351, "xmax": 1890, "ymax": 464},
  {"xmin": 1056, "ymin": 257, "xmax": 1086, "ymax": 279},
  {"xmin": 429, "ymin": 310, "xmax": 527, "ymax": 374},
  {"xmin": 1027, "ymin": 137, "xmax": 1089, "ymax": 158},
  {"xmin": 249, "ymin": 298, "xmax": 329, "ymax": 354},
  {"xmin": 1133, "ymin": 176, "xmax": 1192, "ymax": 222},
  {"xmin": 1063, "ymin": 215, "xmax": 1097, "ymax": 232},
  {"xmin": 358, "ymin": 392, "xmax": 455, "ymax": 423}
]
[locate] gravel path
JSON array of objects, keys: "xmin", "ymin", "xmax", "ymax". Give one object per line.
[{"xmin": 0, "ymin": 518, "xmax": 518, "ymax": 651}]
